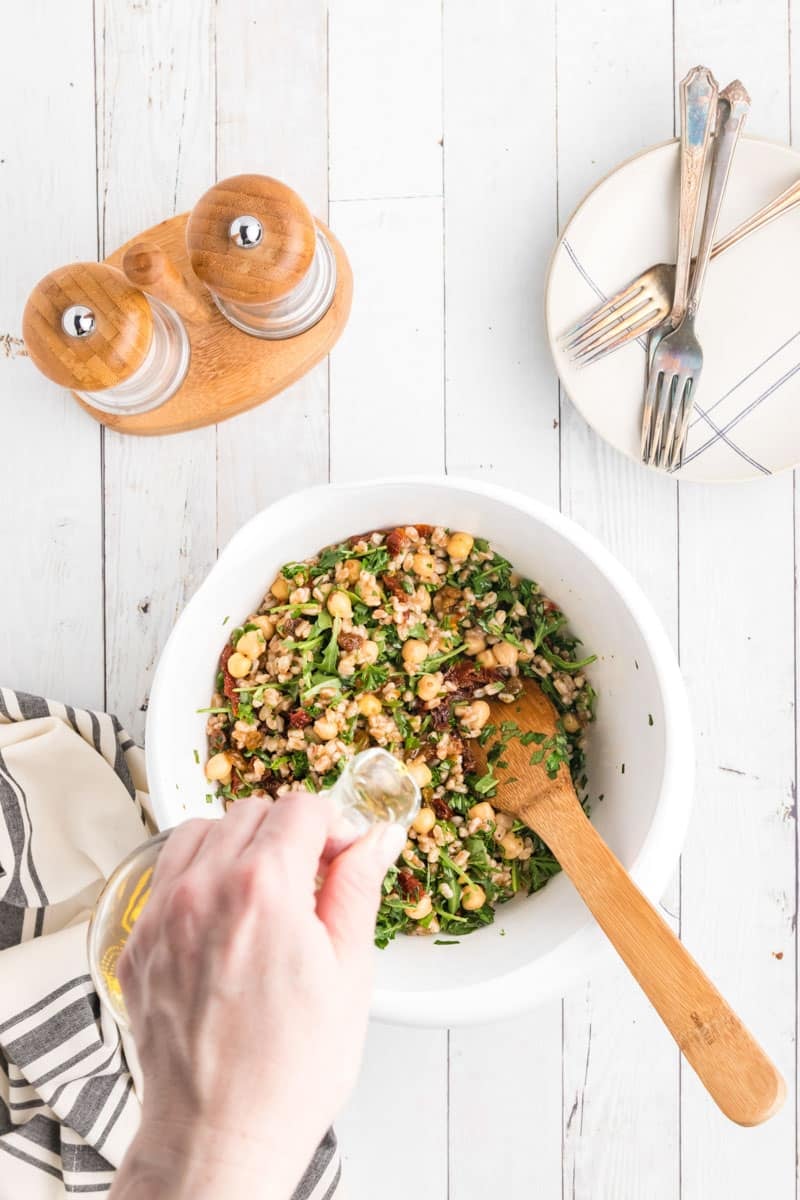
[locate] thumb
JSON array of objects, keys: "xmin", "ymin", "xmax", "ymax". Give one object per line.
[{"xmin": 316, "ymin": 822, "xmax": 407, "ymax": 963}]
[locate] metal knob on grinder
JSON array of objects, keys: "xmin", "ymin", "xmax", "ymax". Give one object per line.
[
  {"xmin": 22, "ymin": 261, "xmax": 189, "ymax": 415},
  {"xmin": 186, "ymin": 173, "xmax": 337, "ymax": 339}
]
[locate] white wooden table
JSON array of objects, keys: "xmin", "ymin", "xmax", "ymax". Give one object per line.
[{"xmin": 1, "ymin": 3, "xmax": 797, "ymax": 1197}]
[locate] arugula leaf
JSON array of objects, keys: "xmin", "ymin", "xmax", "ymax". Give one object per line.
[
  {"xmin": 354, "ymin": 663, "xmax": 389, "ymax": 692},
  {"xmin": 280, "ymin": 561, "xmax": 309, "ymax": 580},
  {"xmin": 418, "ymin": 642, "xmax": 465, "ymax": 674},
  {"xmin": 320, "ymin": 616, "xmax": 342, "ymax": 674},
  {"xmin": 360, "ymin": 546, "xmax": 390, "ymax": 576},
  {"xmin": 541, "ymin": 647, "xmax": 597, "ymax": 672}
]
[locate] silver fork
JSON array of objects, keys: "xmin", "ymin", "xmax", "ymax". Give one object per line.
[
  {"xmin": 561, "ymin": 176, "xmax": 800, "ymax": 364},
  {"xmin": 642, "ymin": 81, "xmax": 752, "ymax": 469},
  {"xmin": 566, "ymin": 65, "xmax": 717, "ymax": 365}
]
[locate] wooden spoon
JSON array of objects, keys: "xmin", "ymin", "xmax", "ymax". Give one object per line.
[{"xmin": 473, "ymin": 680, "xmax": 785, "ymax": 1127}]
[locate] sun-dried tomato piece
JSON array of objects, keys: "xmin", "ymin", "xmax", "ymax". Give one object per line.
[
  {"xmin": 383, "ymin": 573, "xmax": 410, "ymax": 599},
  {"xmin": 277, "ymin": 616, "xmax": 299, "ymax": 637},
  {"xmin": 398, "ymin": 870, "xmax": 424, "ymax": 900},
  {"xmin": 412, "ymin": 524, "xmax": 434, "ymax": 537},
  {"xmin": 288, "ymin": 708, "xmax": 312, "ymax": 729},
  {"xmin": 460, "ymin": 742, "xmax": 477, "ymax": 774},
  {"xmin": 338, "ymin": 631, "xmax": 363, "ymax": 652},
  {"xmin": 430, "ymin": 702, "xmax": 452, "ymax": 730},
  {"xmin": 386, "ymin": 527, "xmax": 411, "ymax": 556},
  {"xmin": 431, "ymin": 795, "xmax": 454, "ymax": 820},
  {"xmin": 443, "ymin": 661, "xmax": 502, "ymax": 701},
  {"xmin": 219, "ymin": 642, "xmax": 239, "ymax": 715}
]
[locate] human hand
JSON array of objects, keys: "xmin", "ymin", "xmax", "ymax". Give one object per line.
[{"xmin": 109, "ymin": 791, "xmax": 406, "ymax": 1200}]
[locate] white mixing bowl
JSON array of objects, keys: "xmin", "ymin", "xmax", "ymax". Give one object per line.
[{"xmin": 146, "ymin": 477, "xmax": 693, "ymax": 1027}]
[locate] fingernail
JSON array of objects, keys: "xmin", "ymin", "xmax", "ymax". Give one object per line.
[{"xmin": 374, "ymin": 822, "xmax": 407, "ymax": 864}]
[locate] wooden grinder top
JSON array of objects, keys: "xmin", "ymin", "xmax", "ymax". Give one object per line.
[
  {"xmin": 186, "ymin": 173, "xmax": 317, "ymax": 305},
  {"xmin": 22, "ymin": 262, "xmax": 153, "ymax": 392}
]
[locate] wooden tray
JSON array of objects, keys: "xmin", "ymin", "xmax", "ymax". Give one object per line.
[{"xmin": 76, "ymin": 212, "xmax": 352, "ymax": 435}]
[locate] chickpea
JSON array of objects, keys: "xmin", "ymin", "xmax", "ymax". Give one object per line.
[
  {"xmin": 404, "ymin": 893, "xmax": 433, "ymax": 920},
  {"xmin": 494, "ymin": 811, "xmax": 514, "ymax": 837},
  {"xmin": 406, "ymin": 758, "xmax": 433, "ymax": 788},
  {"xmin": 270, "ymin": 575, "xmax": 290, "ymax": 601},
  {"xmin": 455, "ymin": 699, "xmax": 491, "ymax": 733},
  {"xmin": 361, "ymin": 639, "xmax": 379, "ymax": 664},
  {"xmin": 402, "ymin": 638, "xmax": 429, "ymax": 669},
  {"xmin": 412, "ymin": 806, "xmax": 437, "ymax": 835},
  {"xmin": 343, "ymin": 558, "xmax": 361, "ymax": 584},
  {"xmin": 236, "ymin": 629, "xmax": 265, "ymax": 660},
  {"xmin": 499, "ymin": 832, "xmax": 524, "ymax": 860},
  {"xmin": 415, "ymin": 587, "xmax": 431, "ymax": 612},
  {"xmin": 416, "ymin": 671, "xmax": 443, "ymax": 702},
  {"xmin": 464, "ymin": 627, "xmax": 487, "ymax": 656},
  {"xmin": 493, "ymin": 640, "xmax": 519, "ymax": 668},
  {"xmin": 227, "ymin": 651, "xmax": 252, "ymax": 679},
  {"xmin": 411, "ymin": 552, "xmax": 438, "ymax": 581},
  {"xmin": 314, "ymin": 717, "xmax": 339, "ymax": 741},
  {"xmin": 251, "ymin": 614, "xmax": 276, "ymax": 639},
  {"xmin": 562, "ymin": 712, "xmax": 581, "ymax": 733},
  {"xmin": 477, "ymin": 648, "xmax": 498, "ymax": 669},
  {"xmin": 357, "ymin": 693, "xmax": 382, "ymax": 717},
  {"xmin": 446, "ymin": 531, "xmax": 474, "ymax": 561},
  {"xmin": 461, "ymin": 883, "xmax": 486, "ymax": 911},
  {"xmin": 468, "ymin": 800, "xmax": 495, "ymax": 823},
  {"xmin": 326, "ymin": 590, "xmax": 352, "ymax": 620},
  {"xmin": 205, "ymin": 751, "xmax": 232, "ymax": 782}
]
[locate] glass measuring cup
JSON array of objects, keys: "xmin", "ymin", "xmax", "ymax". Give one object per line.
[{"xmin": 87, "ymin": 747, "xmax": 420, "ymax": 1027}]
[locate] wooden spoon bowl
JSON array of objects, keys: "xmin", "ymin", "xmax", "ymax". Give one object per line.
[{"xmin": 472, "ymin": 679, "xmax": 785, "ymax": 1128}]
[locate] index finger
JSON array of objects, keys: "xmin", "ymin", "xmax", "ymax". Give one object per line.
[{"xmin": 240, "ymin": 788, "xmax": 339, "ymax": 887}]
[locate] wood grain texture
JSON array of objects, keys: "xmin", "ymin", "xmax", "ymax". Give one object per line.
[
  {"xmin": 121, "ymin": 241, "xmax": 209, "ymax": 323},
  {"xmin": 186, "ymin": 174, "xmax": 316, "ymax": 303},
  {"xmin": 555, "ymin": 1, "xmax": 683, "ymax": 1195},
  {"xmin": 328, "ymin": 196, "xmax": 445, "ymax": 481},
  {"xmin": 214, "ymin": 0, "xmax": 331, "ymax": 553},
  {"xmin": 329, "ymin": 0, "xmax": 442, "ymax": 201},
  {"xmin": 674, "ymin": 2, "xmax": 798, "ymax": 1194},
  {"xmin": 475, "ymin": 683, "xmax": 784, "ymax": 1127},
  {"xmin": 0, "ymin": 1, "xmax": 103, "ymax": 711},
  {"xmin": 76, "ymin": 211, "xmax": 351, "ymax": 436},
  {"xmin": 3, "ymin": 2, "xmax": 799, "ymax": 1196},
  {"xmin": 97, "ymin": 0, "xmax": 218, "ymax": 744},
  {"xmin": 23, "ymin": 262, "xmax": 153, "ymax": 390}
]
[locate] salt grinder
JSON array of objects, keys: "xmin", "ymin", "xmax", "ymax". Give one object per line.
[
  {"xmin": 22, "ymin": 262, "xmax": 189, "ymax": 415},
  {"xmin": 186, "ymin": 173, "xmax": 337, "ymax": 338}
]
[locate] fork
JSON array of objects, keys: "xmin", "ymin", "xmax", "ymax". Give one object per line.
[
  {"xmin": 641, "ymin": 81, "xmax": 752, "ymax": 469},
  {"xmin": 565, "ymin": 66, "xmax": 717, "ymax": 365},
  {"xmin": 562, "ymin": 178, "xmax": 800, "ymax": 363}
]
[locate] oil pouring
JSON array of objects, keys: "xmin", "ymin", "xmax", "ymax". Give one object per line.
[{"xmin": 87, "ymin": 748, "xmax": 420, "ymax": 1028}]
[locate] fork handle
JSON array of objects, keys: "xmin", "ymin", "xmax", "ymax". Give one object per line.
[
  {"xmin": 687, "ymin": 81, "xmax": 751, "ymax": 317},
  {"xmin": 710, "ymin": 176, "xmax": 800, "ymax": 259},
  {"xmin": 672, "ymin": 67, "xmax": 719, "ymax": 324}
]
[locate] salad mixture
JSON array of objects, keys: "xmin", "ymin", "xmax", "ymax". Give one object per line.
[{"xmin": 203, "ymin": 525, "xmax": 596, "ymax": 945}]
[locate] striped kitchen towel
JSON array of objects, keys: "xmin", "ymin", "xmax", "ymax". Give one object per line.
[{"xmin": 0, "ymin": 688, "xmax": 340, "ymax": 1198}]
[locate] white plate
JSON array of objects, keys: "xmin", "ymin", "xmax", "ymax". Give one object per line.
[{"xmin": 546, "ymin": 136, "xmax": 800, "ymax": 482}]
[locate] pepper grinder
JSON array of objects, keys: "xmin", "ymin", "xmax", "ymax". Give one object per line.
[
  {"xmin": 186, "ymin": 173, "xmax": 337, "ymax": 339},
  {"xmin": 22, "ymin": 262, "xmax": 190, "ymax": 415}
]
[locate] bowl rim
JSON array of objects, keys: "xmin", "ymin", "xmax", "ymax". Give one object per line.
[{"xmin": 147, "ymin": 475, "xmax": 694, "ymax": 1027}]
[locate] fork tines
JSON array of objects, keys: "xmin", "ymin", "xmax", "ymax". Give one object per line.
[{"xmin": 561, "ymin": 281, "xmax": 664, "ymax": 365}]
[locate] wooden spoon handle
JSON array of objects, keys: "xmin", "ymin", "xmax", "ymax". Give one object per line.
[{"xmin": 528, "ymin": 798, "xmax": 785, "ymax": 1126}]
